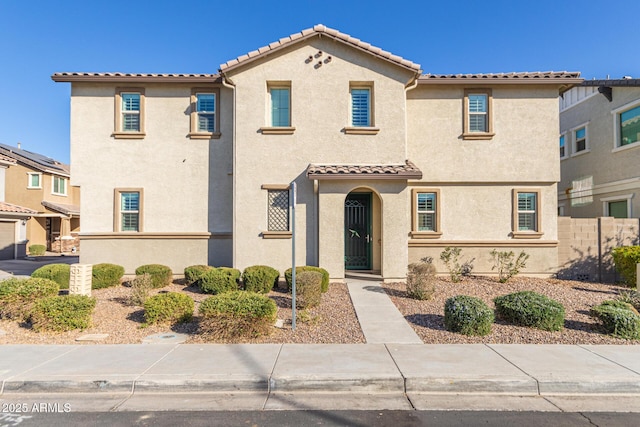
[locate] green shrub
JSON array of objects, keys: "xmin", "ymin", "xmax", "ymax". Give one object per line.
[
  {"xmin": 30, "ymin": 295, "xmax": 96, "ymax": 332},
  {"xmin": 295, "ymin": 271, "xmax": 323, "ymax": 309},
  {"xmin": 0, "ymin": 277, "xmax": 59, "ymax": 319},
  {"xmin": 489, "ymin": 250, "xmax": 530, "ymax": 283},
  {"xmin": 242, "ymin": 265, "xmax": 279, "ymax": 294},
  {"xmin": 616, "ymin": 289, "xmax": 640, "ymax": 312},
  {"xmin": 31, "ymin": 263, "xmax": 70, "ymax": 289},
  {"xmin": 591, "ymin": 300, "xmax": 640, "ymax": 340},
  {"xmin": 199, "ymin": 290, "xmax": 277, "ymax": 339},
  {"xmin": 406, "ymin": 260, "xmax": 436, "ymax": 300},
  {"xmin": 611, "ymin": 246, "xmax": 640, "ymax": 287},
  {"xmin": 91, "ymin": 263, "xmax": 125, "ymax": 289},
  {"xmin": 129, "ymin": 273, "xmax": 153, "ymax": 306},
  {"xmin": 199, "ymin": 267, "xmax": 241, "ymax": 295},
  {"xmin": 439, "ymin": 247, "xmax": 474, "ymax": 283},
  {"xmin": 143, "ymin": 292, "xmax": 194, "ymax": 326},
  {"xmin": 184, "ymin": 265, "xmax": 212, "ymax": 286},
  {"xmin": 494, "ymin": 291, "xmax": 565, "ymax": 331},
  {"xmin": 444, "ymin": 295, "xmax": 494, "ymax": 336},
  {"xmin": 28, "ymin": 244, "xmax": 46, "ymax": 256},
  {"xmin": 134, "ymin": 264, "xmax": 173, "ymax": 289},
  {"xmin": 285, "ymin": 266, "xmax": 330, "ymax": 293}
]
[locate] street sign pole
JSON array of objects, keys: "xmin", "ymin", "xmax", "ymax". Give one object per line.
[{"xmin": 290, "ymin": 181, "xmax": 296, "ymax": 330}]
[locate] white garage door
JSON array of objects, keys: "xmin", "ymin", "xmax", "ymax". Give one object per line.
[{"xmin": 0, "ymin": 221, "xmax": 15, "ymax": 260}]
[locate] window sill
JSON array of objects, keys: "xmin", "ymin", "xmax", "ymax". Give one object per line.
[
  {"xmin": 113, "ymin": 132, "xmax": 146, "ymax": 139},
  {"xmin": 260, "ymin": 127, "xmax": 296, "ymax": 135},
  {"xmin": 344, "ymin": 127, "xmax": 380, "ymax": 135},
  {"xmin": 570, "ymin": 149, "xmax": 590, "ymax": 158},
  {"xmin": 262, "ymin": 231, "xmax": 292, "ymax": 239},
  {"xmin": 462, "ymin": 132, "xmax": 495, "ymax": 140},
  {"xmin": 189, "ymin": 132, "xmax": 221, "ymax": 140},
  {"xmin": 409, "ymin": 231, "xmax": 443, "ymax": 239},
  {"xmin": 612, "ymin": 141, "xmax": 640, "ymax": 153},
  {"xmin": 27, "ymin": 187, "xmax": 42, "ymax": 190},
  {"xmin": 512, "ymin": 231, "xmax": 544, "ymax": 239},
  {"xmin": 51, "ymin": 193, "xmax": 67, "ymax": 197}
]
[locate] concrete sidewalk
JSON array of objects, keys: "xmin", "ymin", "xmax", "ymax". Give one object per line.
[{"xmin": 2, "ymin": 343, "xmax": 640, "ymax": 412}]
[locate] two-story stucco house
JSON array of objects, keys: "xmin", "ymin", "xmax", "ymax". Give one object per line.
[
  {"xmin": 0, "ymin": 143, "xmax": 81, "ymax": 254},
  {"xmin": 558, "ymin": 78, "xmax": 640, "ymax": 218},
  {"xmin": 52, "ymin": 25, "xmax": 581, "ymax": 279}
]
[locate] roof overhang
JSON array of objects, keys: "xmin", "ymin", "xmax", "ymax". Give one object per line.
[
  {"xmin": 0, "ymin": 202, "xmax": 37, "ymax": 217},
  {"xmin": 306, "ymin": 160, "xmax": 422, "ymax": 180},
  {"xmin": 51, "ymin": 73, "xmax": 222, "ymax": 84},
  {"xmin": 41, "ymin": 201, "xmax": 80, "ymax": 216},
  {"xmin": 419, "ymin": 72, "xmax": 583, "ymax": 94}
]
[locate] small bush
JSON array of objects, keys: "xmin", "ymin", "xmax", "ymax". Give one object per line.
[
  {"xmin": 129, "ymin": 273, "xmax": 154, "ymax": 306},
  {"xmin": 242, "ymin": 265, "xmax": 280, "ymax": 294},
  {"xmin": 134, "ymin": 264, "xmax": 173, "ymax": 289},
  {"xmin": 295, "ymin": 271, "xmax": 323, "ymax": 309},
  {"xmin": 611, "ymin": 246, "xmax": 640, "ymax": 287},
  {"xmin": 406, "ymin": 260, "xmax": 436, "ymax": 300},
  {"xmin": 28, "ymin": 244, "xmax": 46, "ymax": 256},
  {"xmin": 444, "ymin": 295, "xmax": 494, "ymax": 336},
  {"xmin": 31, "ymin": 263, "xmax": 70, "ymax": 289},
  {"xmin": 91, "ymin": 263, "xmax": 125, "ymax": 289},
  {"xmin": 30, "ymin": 295, "xmax": 96, "ymax": 332},
  {"xmin": 591, "ymin": 300, "xmax": 640, "ymax": 340},
  {"xmin": 0, "ymin": 277, "xmax": 59, "ymax": 320},
  {"xmin": 490, "ymin": 250, "xmax": 530, "ymax": 283},
  {"xmin": 143, "ymin": 292, "xmax": 194, "ymax": 326},
  {"xmin": 616, "ymin": 290, "xmax": 640, "ymax": 312},
  {"xmin": 199, "ymin": 290, "xmax": 277, "ymax": 339},
  {"xmin": 439, "ymin": 247, "xmax": 474, "ymax": 283},
  {"xmin": 494, "ymin": 291, "xmax": 565, "ymax": 331},
  {"xmin": 285, "ymin": 266, "xmax": 330, "ymax": 293},
  {"xmin": 184, "ymin": 265, "xmax": 212, "ymax": 286},
  {"xmin": 199, "ymin": 267, "xmax": 241, "ymax": 295}
]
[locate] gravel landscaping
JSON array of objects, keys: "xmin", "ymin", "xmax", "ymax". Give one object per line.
[{"xmin": 383, "ymin": 276, "xmax": 639, "ymax": 345}]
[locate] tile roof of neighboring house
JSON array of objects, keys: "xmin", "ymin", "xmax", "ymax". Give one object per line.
[
  {"xmin": 0, "ymin": 143, "xmax": 70, "ymax": 177},
  {"xmin": 41, "ymin": 201, "xmax": 80, "ymax": 216},
  {"xmin": 419, "ymin": 71, "xmax": 582, "ymax": 84},
  {"xmin": 0, "ymin": 201, "xmax": 38, "ymax": 215},
  {"xmin": 581, "ymin": 78, "xmax": 640, "ymax": 87},
  {"xmin": 0, "ymin": 153, "xmax": 16, "ymax": 166},
  {"xmin": 220, "ymin": 24, "xmax": 422, "ymax": 74},
  {"xmin": 306, "ymin": 160, "xmax": 422, "ymax": 180},
  {"xmin": 51, "ymin": 72, "xmax": 221, "ymax": 83}
]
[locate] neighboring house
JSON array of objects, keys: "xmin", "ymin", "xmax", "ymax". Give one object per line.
[
  {"xmin": 558, "ymin": 78, "xmax": 640, "ymax": 218},
  {"xmin": 52, "ymin": 25, "xmax": 581, "ymax": 278},
  {"xmin": 0, "ymin": 143, "xmax": 81, "ymax": 253},
  {"xmin": 0, "ymin": 153, "xmax": 36, "ymax": 259}
]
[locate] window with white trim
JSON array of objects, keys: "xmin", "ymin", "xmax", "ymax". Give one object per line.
[
  {"xmin": 190, "ymin": 88, "xmax": 220, "ymax": 139},
  {"xmin": 560, "ymin": 134, "xmax": 567, "ymax": 158},
  {"xmin": 463, "ymin": 89, "xmax": 494, "ymax": 139},
  {"xmin": 616, "ymin": 102, "xmax": 640, "ymax": 148},
  {"xmin": 602, "ymin": 194, "xmax": 633, "ymax": 218},
  {"xmin": 117, "ymin": 190, "xmax": 141, "ymax": 232},
  {"xmin": 417, "ymin": 193, "xmax": 436, "ymax": 231},
  {"xmin": 114, "ymin": 88, "xmax": 145, "ymax": 138},
  {"xmin": 512, "ymin": 189, "xmax": 542, "ymax": 238},
  {"xmin": 52, "ymin": 176, "xmax": 67, "ymax": 196},
  {"xmin": 27, "ymin": 172, "xmax": 41, "ymax": 189},
  {"xmin": 410, "ymin": 188, "xmax": 441, "ymax": 238},
  {"xmin": 574, "ymin": 125, "xmax": 587, "ymax": 153}
]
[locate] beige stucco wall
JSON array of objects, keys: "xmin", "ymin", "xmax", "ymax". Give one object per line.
[
  {"xmin": 225, "ymin": 37, "xmax": 416, "ymax": 277},
  {"xmin": 559, "ymin": 87, "xmax": 640, "ymax": 218}
]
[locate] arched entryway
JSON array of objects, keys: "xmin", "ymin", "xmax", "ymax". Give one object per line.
[{"xmin": 344, "ymin": 189, "xmax": 381, "ymax": 272}]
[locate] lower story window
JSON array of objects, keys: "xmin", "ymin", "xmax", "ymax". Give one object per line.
[
  {"xmin": 417, "ymin": 193, "xmax": 436, "ymax": 231},
  {"xmin": 513, "ymin": 189, "xmax": 542, "ymax": 238},
  {"xmin": 267, "ymin": 189, "xmax": 290, "ymax": 232},
  {"xmin": 608, "ymin": 200, "xmax": 628, "ymax": 218},
  {"xmin": 115, "ymin": 189, "xmax": 143, "ymax": 232},
  {"xmin": 410, "ymin": 188, "xmax": 441, "ymax": 238}
]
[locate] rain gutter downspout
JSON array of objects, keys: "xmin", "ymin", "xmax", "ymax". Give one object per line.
[{"xmin": 220, "ymin": 74, "xmax": 237, "ymax": 267}]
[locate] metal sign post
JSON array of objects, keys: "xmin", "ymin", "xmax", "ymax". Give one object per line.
[{"xmin": 290, "ymin": 181, "xmax": 297, "ymax": 330}]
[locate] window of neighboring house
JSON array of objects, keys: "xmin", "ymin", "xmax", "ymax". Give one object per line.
[
  {"xmin": 52, "ymin": 176, "xmax": 67, "ymax": 196},
  {"xmin": 573, "ymin": 125, "xmax": 588, "ymax": 153},
  {"xmin": 189, "ymin": 88, "xmax": 220, "ymax": 139},
  {"xmin": 346, "ymin": 83, "xmax": 378, "ymax": 134},
  {"xmin": 614, "ymin": 102, "xmax": 640, "ymax": 149},
  {"xmin": 559, "ymin": 134, "xmax": 567, "ymax": 158},
  {"xmin": 27, "ymin": 172, "xmax": 41, "ymax": 189},
  {"xmin": 261, "ymin": 185, "xmax": 291, "ymax": 238},
  {"xmin": 512, "ymin": 189, "xmax": 543, "ymax": 238},
  {"xmin": 410, "ymin": 189, "xmax": 441, "ymax": 238},
  {"xmin": 114, "ymin": 88, "xmax": 145, "ymax": 138},
  {"xmin": 602, "ymin": 194, "xmax": 633, "ymax": 218},
  {"xmin": 463, "ymin": 89, "xmax": 494, "ymax": 139},
  {"xmin": 115, "ymin": 189, "xmax": 143, "ymax": 232},
  {"xmin": 261, "ymin": 83, "xmax": 294, "ymax": 134}
]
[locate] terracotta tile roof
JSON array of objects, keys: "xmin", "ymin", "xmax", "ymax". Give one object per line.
[
  {"xmin": 41, "ymin": 201, "xmax": 80, "ymax": 216},
  {"xmin": 306, "ymin": 160, "xmax": 422, "ymax": 180},
  {"xmin": 0, "ymin": 202, "xmax": 37, "ymax": 215},
  {"xmin": 220, "ymin": 24, "xmax": 421, "ymax": 74},
  {"xmin": 0, "ymin": 143, "xmax": 70, "ymax": 176},
  {"xmin": 419, "ymin": 71, "xmax": 582, "ymax": 84},
  {"xmin": 51, "ymin": 72, "xmax": 221, "ymax": 83}
]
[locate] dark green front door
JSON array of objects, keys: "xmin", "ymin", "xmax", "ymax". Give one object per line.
[{"xmin": 344, "ymin": 193, "xmax": 372, "ymax": 270}]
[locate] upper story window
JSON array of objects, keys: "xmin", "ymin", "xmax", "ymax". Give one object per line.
[
  {"xmin": 261, "ymin": 83, "xmax": 294, "ymax": 135},
  {"xmin": 189, "ymin": 88, "xmax": 221, "ymax": 139},
  {"xmin": 52, "ymin": 176, "xmax": 67, "ymax": 196},
  {"xmin": 614, "ymin": 102, "xmax": 640, "ymax": 149},
  {"xmin": 574, "ymin": 126, "xmax": 587, "ymax": 152},
  {"xmin": 463, "ymin": 89, "xmax": 494, "ymax": 140},
  {"xmin": 560, "ymin": 134, "xmax": 567, "ymax": 158},
  {"xmin": 345, "ymin": 83, "xmax": 378, "ymax": 135},
  {"xmin": 27, "ymin": 172, "xmax": 41, "ymax": 189},
  {"xmin": 114, "ymin": 88, "xmax": 145, "ymax": 139}
]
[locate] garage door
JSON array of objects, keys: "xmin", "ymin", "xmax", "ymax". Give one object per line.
[{"xmin": 0, "ymin": 221, "xmax": 15, "ymax": 260}]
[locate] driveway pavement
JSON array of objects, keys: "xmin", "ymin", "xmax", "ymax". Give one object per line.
[{"xmin": 0, "ymin": 255, "xmax": 79, "ymax": 278}]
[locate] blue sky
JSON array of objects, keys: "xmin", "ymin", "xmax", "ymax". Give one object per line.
[{"xmin": 1, "ymin": 0, "xmax": 638, "ymax": 163}]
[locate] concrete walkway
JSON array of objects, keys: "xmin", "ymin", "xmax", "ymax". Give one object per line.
[{"xmin": 346, "ymin": 277, "xmax": 422, "ymax": 344}]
